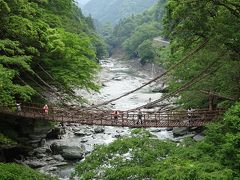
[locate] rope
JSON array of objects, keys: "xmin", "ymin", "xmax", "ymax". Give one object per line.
[
  {"xmin": 131, "ymin": 61, "xmax": 220, "ymax": 111},
  {"xmin": 37, "ymin": 63, "xmax": 87, "ymax": 105},
  {"xmin": 199, "ymin": 90, "xmax": 237, "ymax": 101},
  {"xmin": 86, "ymin": 39, "xmax": 209, "ymax": 109},
  {"xmin": 16, "ymin": 76, "xmax": 49, "ymax": 101}
]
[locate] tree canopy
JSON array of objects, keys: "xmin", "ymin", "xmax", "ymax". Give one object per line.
[
  {"xmin": 162, "ymin": 0, "xmax": 240, "ymax": 109},
  {"xmin": 0, "ymin": 0, "xmax": 107, "ymax": 106}
]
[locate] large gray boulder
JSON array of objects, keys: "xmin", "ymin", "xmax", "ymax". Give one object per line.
[
  {"xmin": 173, "ymin": 127, "xmax": 188, "ymax": 137},
  {"xmin": 50, "ymin": 142, "xmax": 86, "ymax": 160},
  {"xmin": 61, "ymin": 146, "xmax": 85, "ymax": 160}
]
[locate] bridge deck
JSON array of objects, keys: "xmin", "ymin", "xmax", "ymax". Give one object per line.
[{"xmin": 0, "ymin": 105, "xmax": 224, "ymax": 128}]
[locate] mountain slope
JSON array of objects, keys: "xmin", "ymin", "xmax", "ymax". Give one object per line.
[
  {"xmin": 76, "ymin": 0, "xmax": 91, "ymax": 7},
  {"xmin": 83, "ymin": 0, "xmax": 158, "ymax": 25}
]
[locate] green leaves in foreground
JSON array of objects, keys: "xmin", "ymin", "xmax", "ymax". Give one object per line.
[
  {"xmin": 0, "ymin": 163, "xmax": 56, "ymax": 180},
  {"xmin": 72, "ymin": 134, "xmax": 233, "ymax": 179}
]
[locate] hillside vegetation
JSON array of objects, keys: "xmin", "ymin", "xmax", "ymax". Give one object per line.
[
  {"xmin": 0, "ymin": 0, "xmax": 107, "ymax": 106},
  {"xmin": 83, "ymin": 0, "xmax": 158, "ymax": 25},
  {"xmin": 106, "ymin": 0, "xmax": 166, "ymax": 64}
]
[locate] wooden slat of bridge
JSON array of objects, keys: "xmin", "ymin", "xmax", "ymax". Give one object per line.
[{"xmin": 0, "ymin": 105, "xmax": 224, "ymax": 128}]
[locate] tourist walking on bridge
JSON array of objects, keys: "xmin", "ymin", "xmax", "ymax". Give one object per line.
[
  {"xmin": 137, "ymin": 109, "xmax": 143, "ymax": 124},
  {"xmin": 16, "ymin": 103, "xmax": 21, "ymax": 113},
  {"xmin": 112, "ymin": 110, "xmax": 119, "ymax": 123},
  {"xmin": 43, "ymin": 104, "xmax": 49, "ymax": 115}
]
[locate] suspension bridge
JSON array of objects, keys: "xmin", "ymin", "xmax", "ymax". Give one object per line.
[{"xmin": 0, "ymin": 104, "xmax": 224, "ymax": 128}]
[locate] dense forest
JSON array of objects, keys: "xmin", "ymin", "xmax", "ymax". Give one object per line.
[
  {"xmin": 0, "ymin": 0, "xmax": 107, "ymax": 106},
  {"xmin": 83, "ymin": 0, "xmax": 158, "ymax": 25}
]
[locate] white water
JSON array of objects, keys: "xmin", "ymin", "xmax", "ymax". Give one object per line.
[{"xmin": 76, "ymin": 57, "xmax": 166, "ymax": 110}]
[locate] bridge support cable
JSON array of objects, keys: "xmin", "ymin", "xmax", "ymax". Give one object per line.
[
  {"xmin": 199, "ymin": 90, "xmax": 237, "ymax": 101},
  {"xmin": 4, "ymin": 64, "xmax": 50, "ymax": 102},
  {"xmin": 130, "ymin": 61, "xmax": 221, "ymax": 111},
  {"xmin": 86, "ymin": 39, "xmax": 209, "ymax": 109},
  {"xmin": 37, "ymin": 63, "xmax": 89, "ymax": 105},
  {"xmin": 16, "ymin": 75, "xmax": 49, "ymax": 101}
]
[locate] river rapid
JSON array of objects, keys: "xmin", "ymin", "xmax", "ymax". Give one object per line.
[{"xmin": 33, "ymin": 57, "xmax": 176, "ymax": 179}]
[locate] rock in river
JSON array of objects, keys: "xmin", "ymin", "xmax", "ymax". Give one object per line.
[
  {"xmin": 94, "ymin": 126, "xmax": 105, "ymax": 134},
  {"xmin": 50, "ymin": 142, "xmax": 86, "ymax": 160},
  {"xmin": 172, "ymin": 127, "xmax": 188, "ymax": 137},
  {"xmin": 74, "ymin": 130, "xmax": 91, "ymax": 137}
]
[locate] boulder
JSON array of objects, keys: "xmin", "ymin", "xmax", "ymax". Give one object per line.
[
  {"xmin": 94, "ymin": 127, "xmax": 105, "ymax": 134},
  {"xmin": 166, "ymin": 127, "xmax": 173, "ymax": 131},
  {"xmin": 74, "ymin": 130, "xmax": 91, "ymax": 137},
  {"xmin": 50, "ymin": 142, "xmax": 86, "ymax": 160},
  {"xmin": 173, "ymin": 127, "xmax": 188, "ymax": 137},
  {"xmin": 61, "ymin": 146, "xmax": 85, "ymax": 160},
  {"xmin": 47, "ymin": 127, "xmax": 65, "ymax": 139},
  {"xmin": 193, "ymin": 134, "xmax": 204, "ymax": 141},
  {"xmin": 52, "ymin": 155, "xmax": 64, "ymax": 161}
]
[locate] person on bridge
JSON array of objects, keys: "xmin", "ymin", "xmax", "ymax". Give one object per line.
[
  {"xmin": 16, "ymin": 103, "xmax": 21, "ymax": 113},
  {"xmin": 43, "ymin": 104, "xmax": 49, "ymax": 115},
  {"xmin": 187, "ymin": 108, "xmax": 194, "ymax": 123},
  {"xmin": 112, "ymin": 110, "xmax": 119, "ymax": 122},
  {"xmin": 137, "ymin": 109, "xmax": 143, "ymax": 124},
  {"xmin": 148, "ymin": 97, "xmax": 152, "ymax": 103}
]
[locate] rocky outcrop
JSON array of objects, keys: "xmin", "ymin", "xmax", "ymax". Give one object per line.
[{"xmin": 0, "ymin": 114, "xmax": 53, "ymax": 148}]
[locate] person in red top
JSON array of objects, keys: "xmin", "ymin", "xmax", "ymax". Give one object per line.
[{"xmin": 43, "ymin": 104, "xmax": 49, "ymax": 115}]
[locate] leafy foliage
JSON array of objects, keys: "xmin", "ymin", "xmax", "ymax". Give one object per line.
[
  {"xmin": 0, "ymin": 163, "xmax": 56, "ymax": 179},
  {"xmin": 0, "ymin": 0, "xmax": 107, "ymax": 105},
  {"xmin": 162, "ymin": 0, "xmax": 240, "ymax": 109},
  {"xmin": 0, "ymin": 133, "xmax": 17, "ymax": 145}
]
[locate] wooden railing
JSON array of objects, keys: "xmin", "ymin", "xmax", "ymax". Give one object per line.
[{"xmin": 0, "ymin": 105, "xmax": 224, "ymax": 128}]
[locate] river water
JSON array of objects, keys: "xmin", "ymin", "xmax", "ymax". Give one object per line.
[{"xmin": 43, "ymin": 57, "xmax": 174, "ymax": 179}]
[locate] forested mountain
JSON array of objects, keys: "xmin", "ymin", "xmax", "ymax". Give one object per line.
[
  {"xmin": 75, "ymin": 0, "xmax": 91, "ymax": 7},
  {"xmin": 0, "ymin": 0, "xmax": 107, "ymax": 106},
  {"xmin": 109, "ymin": 0, "xmax": 166, "ymax": 64},
  {"xmin": 83, "ymin": 0, "xmax": 158, "ymax": 25}
]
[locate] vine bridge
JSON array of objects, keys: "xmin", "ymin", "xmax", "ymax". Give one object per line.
[{"xmin": 0, "ymin": 104, "xmax": 224, "ymax": 128}]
